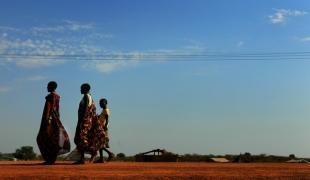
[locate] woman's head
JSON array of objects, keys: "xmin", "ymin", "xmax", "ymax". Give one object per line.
[
  {"xmin": 47, "ymin": 81, "xmax": 57, "ymax": 92},
  {"xmin": 80, "ymin": 83, "xmax": 91, "ymax": 94},
  {"xmin": 99, "ymin": 98, "xmax": 108, "ymax": 108}
]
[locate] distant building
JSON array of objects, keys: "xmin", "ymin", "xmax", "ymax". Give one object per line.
[
  {"xmin": 0, "ymin": 157, "xmax": 17, "ymax": 161},
  {"xmin": 135, "ymin": 149, "xmax": 178, "ymax": 162},
  {"xmin": 209, "ymin": 158, "xmax": 229, "ymax": 163},
  {"xmin": 286, "ymin": 159, "xmax": 309, "ymax": 163}
]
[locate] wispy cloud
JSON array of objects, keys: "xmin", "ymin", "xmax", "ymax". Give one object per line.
[
  {"xmin": 269, "ymin": 9, "xmax": 307, "ymax": 24},
  {"xmin": 0, "ymin": 86, "xmax": 10, "ymax": 93},
  {"xmin": 182, "ymin": 39, "xmax": 207, "ymax": 51},
  {"xmin": 25, "ymin": 75, "xmax": 47, "ymax": 81},
  {"xmin": 82, "ymin": 51, "xmax": 143, "ymax": 73},
  {"xmin": 83, "ymin": 46, "xmax": 208, "ymax": 73},
  {"xmin": 237, "ymin": 41, "xmax": 244, "ymax": 47},
  {"xmin": 15, "ymin": 59, "xmax": 64, "ymax": 68},
  {"xmin": 0, "ymin": 26, "xmax": 20, "ymax": 32},
  {"xmin": 0, "ymin": 20, "xmax": 113, "ymax": 68},
  {"xmin": 0, "ymin": 38, "xmax": 66, "ymax": 67},
  {"xmin": 63, "ymin": 20, "xmax": 94, "ymax": 31},
  {"xmin": 0, "ymin": 21, "xmax": 207, "ymax": 74},
  {"xmin": 300, "ymin": 36, "xmax": 310, "ymax": 42},
  {"xmin": 88, "ymin": 60, "xmax": 136, "ymax": 74},
  {"xmin": 31, "ymin": 20, "xmax": 94, "ymax": 34}
]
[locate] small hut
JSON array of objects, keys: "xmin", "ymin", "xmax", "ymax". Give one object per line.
[
  {"xmin": 135, "ymin": 149, "xmax": 178, "ymax": 162},
  {"xmin": 209, "ymin": 158, "xmax": 230, "ymax": 163}
]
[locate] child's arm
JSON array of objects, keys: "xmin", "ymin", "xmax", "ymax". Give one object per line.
[{"xmin": 104, "ymin": 115, "xmax": 109, "ymax": 130}]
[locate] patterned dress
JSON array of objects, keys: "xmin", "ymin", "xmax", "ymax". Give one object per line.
[
  {"xmin": 74, "ymin": 94, "xmax": 105, "ymax": 154},
  {"xmin": 37, "ymin": 92, "xmax": 71, "ymax": 163},
  {"xmin": 97, "ymin": 108, "xmax": 110, "ymax": 148}
]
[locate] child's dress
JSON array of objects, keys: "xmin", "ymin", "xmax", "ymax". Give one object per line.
[{"xmin": 97, "ymin": 108, "xmax": 110, "ymax": 148}]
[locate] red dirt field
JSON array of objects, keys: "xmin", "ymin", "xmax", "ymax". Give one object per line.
[{"xmin": 1, "ymin": 161, "xmax": 310, "ymax": 179}]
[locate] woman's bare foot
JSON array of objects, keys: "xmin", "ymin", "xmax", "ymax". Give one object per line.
[
  {"xmin": 94, "ymin": 158, "xmax": 105, "ymax": 163},
  {"xmin": 107, "ymin": 153, "xmax": 115, "ymax": 162},
  {"xmin": 73, "ymin": 160, "xmax": 85, "ymax": 164}
]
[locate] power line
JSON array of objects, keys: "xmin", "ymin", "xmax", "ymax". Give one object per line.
[{"xmin": 0, "ymin": 51, "xmax": 309, "ymax": 61}]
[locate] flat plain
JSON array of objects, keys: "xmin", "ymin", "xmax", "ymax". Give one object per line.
[{"xmin": 1, "ymin": 161, "xmax": 310, "ymax": 179}]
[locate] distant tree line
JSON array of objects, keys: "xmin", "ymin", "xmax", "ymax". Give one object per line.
[
  {"xmin": 0, "ymin": 146, "xmax": 307, "ymax": 163},
  {"xmin": 177, "ymin": 152, "xmax": 303, "ymax": 163},
  {"xmin": 102, "ymin": 152, "xmax": 305, "ymax": 163}
]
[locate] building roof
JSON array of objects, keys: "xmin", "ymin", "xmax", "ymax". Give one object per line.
[{"xmin": 210, "ymin": 158, "xmax": 229, "ymax": 163}]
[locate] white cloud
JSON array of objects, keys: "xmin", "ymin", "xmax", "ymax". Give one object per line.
[
  {"xmin": 0, "ymin": 21, "xmax": 114, "ymax": 68},
  {"xmin": 301, "ymin": 37, "xmax": 310, "ymax": 42},
  {"xmin": 182, "ymin": 39, "xmax": 207, "ymax": 51},
  {"xmin": 82, "ymin": 48, "xmax": 195, "ymax": 74},
  {"xmin": 237, "ymin": 41, "xmax": 244, "ymax": 47},
  {"xmin": 14, "ymin": 58, "xmax": 65, "ymax": 68},
  {"xmin": 63, "ymin": 20, "xmax": 93, "ymax": 31},
  {"xmin": 25, "ymin": 75, "xmax": 47, "ymax": 81},
  {"xmin": 91, "ymin": 61, "xmax": 132, "ymax": 74},
  {"xmin": 31, "ymin": 20, "xmax": 94, "ymax": 34},
  {"xmin": 269, "ymin": 9, "xmax": 307, "ymax": 24},
  {"xmin": 89, "ymin": 33, "xmax": 114, "ymax": 39},
  {"xmin": 0, "ymin": 26, "xmax": 19, "ymax": 32},
  {"xmin": 0, "ymin": 41, "xmax": 8, "ymax": 53},
  {"xmin": 0, "ymin": 86, "xmax": 10, "ymax": 93},
  {"xmin": 32, "ymin": 26, "xmax": 65, "ymax": 33},
  {"xmin": 82, "ymin": 45, "xmax": 209, "ymax": 74},
  {"xmin": 0, "ymin": 21, "xmax": 208, "ymax": 74},
  {"xmin": 0, "ymin": 38, "xmax": 66, "ymax": 67},
  {"xmin": 82, "ymin": 51, "xmax": 142, "ymax": 73}
]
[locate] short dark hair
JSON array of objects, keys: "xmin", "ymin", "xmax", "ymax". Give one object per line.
[
  {"xmin": 47, "ymin": 81, "xmax": 57, "ymax": 91},
  {"xmin": 100, "ymin": 98, "xmax": 108, "ymax": 105},
  {"xmin": 81, "ymin": 83, "xmax": 91, "ymax": 92}
]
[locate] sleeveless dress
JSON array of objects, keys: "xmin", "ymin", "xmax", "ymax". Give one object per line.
[
  {"xmin": 74, "ymin": 94, "xmax": 105, "ymax": 155},
  {"xmin": 97, "ymin": 108, "xmax": 110, "ymax": 148}
]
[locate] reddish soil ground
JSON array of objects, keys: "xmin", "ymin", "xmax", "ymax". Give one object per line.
[{"xmin": 1, "ymin": 161, "xmax": 310, "ymax": 179}]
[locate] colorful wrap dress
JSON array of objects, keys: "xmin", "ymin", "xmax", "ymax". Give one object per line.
[
  {"xmin": 74, "ymin": 94, "xmax": 105, "ymax": 155},
  {"xmin": 97, "ymin": 108, "xmax": 110, "ymax": 148},
  {"xmin": 37, "ymin": 92, "xmax": 71, "ymax": 163}
]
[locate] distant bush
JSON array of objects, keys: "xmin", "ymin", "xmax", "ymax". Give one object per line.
[
  {"xmin": 289, "ymin": 154, "xmax": 296, "ymax": 159},
  {"xmin": 114, "ymin": 153, "xmax": 135, "ymax": 162},
  {"xmin": 117, "ymin": 153, "xmax": 126, "ymax": 158},
  {"xmin": 178, "ymin": 154, "xmax": 215, "ymax": 162},
  {"xmin": 13, "ymin": 146, "xmax": 36, "ymax": 160}
]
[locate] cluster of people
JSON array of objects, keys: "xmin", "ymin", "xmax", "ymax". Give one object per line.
[{"xmin": 36, "ymin": 81, "xmax": 114, "ymax": 165}]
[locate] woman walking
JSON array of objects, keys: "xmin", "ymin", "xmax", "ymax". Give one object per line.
[
  {"xmin": 74, "ymin": 83, "xmax": 103, "ymax": 164},
  {"xmin": 37, "ymin": 81, "xmax": 71, "ymax": 165}
]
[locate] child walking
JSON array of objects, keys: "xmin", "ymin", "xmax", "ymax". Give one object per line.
[{"xmin": 95, "ymin": 98, "xmax": 115, "ymax": 163}]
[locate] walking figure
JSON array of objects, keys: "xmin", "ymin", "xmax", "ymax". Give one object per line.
[
  {"xmin": 37, "ymin": 81, "xmax": 70, "ymax": 165},
  {"xmin": 94, "ymin": 98, "xmax": 115, "ymax": 163}
]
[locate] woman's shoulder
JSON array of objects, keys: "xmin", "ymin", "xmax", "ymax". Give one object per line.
[
  {"xmin": 46, "ymin": 92, "xmax": 60, "ymax": 101},
  {"xmin": 81, "ymin": 94, "xmax": 93, "ymax": 107}
]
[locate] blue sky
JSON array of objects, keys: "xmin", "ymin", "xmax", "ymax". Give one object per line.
[{"xmin": 1, "ymin": 0, "xmax": 310, "ymax": 157}]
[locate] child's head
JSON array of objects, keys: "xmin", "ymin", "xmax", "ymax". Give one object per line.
[
  {"xmin": 99, "ymin": 98, "xmax": 108, "ymax": 108},
  {"xmin": 47, "ymin": 81, "xmax": 57, "ymax": 92}
]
